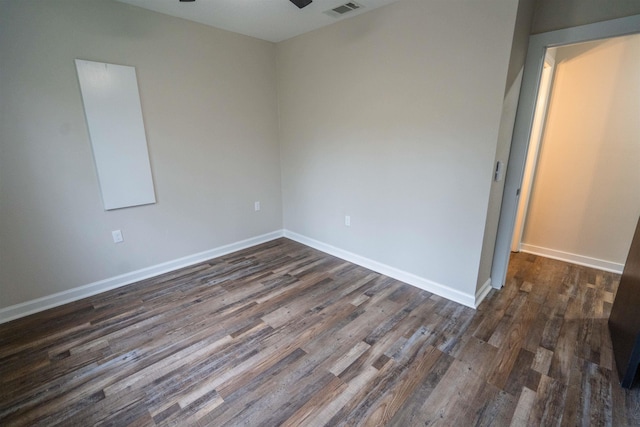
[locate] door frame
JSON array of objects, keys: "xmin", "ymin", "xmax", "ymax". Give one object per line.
[
  {"xmin": 491, "ymin": 14, "xmax": 640, "ymax": 289},
  {"xmin": 511, "ymin": 51, "xmax": 555, "ymax": 253}
]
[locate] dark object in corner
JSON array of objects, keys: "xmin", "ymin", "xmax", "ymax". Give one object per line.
[
  {"xmin": 290, "ymin": 0, "xmax": 312, "ymax": 9},
  {"xmin": 609, "ymin": 216, "xmax": 640, "ymax": 388}
]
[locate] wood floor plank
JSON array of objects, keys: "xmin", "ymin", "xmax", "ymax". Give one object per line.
[
  {"xmin": 508, "ymin": 386, "xmax": 536, "ymax": 427},
  {"xmin": 419, "ymin": 359, "xmax": 487, "ymax": 426},
  {"xmin": 355, "ymin": 344, "xmax": 443, "ymax": 426},
  {"xmin": 280, "ymin": 375, "xmax": 348, "ymax": 427},
  {"xmin": 0, "ymin": 241, "xmax": 635, "ymax": 426},
  {"xmin": 528, "ymin": 374, "xmax": 567, "ymax": 426},
  {"xmin": 487, "ymin": 295, "xmax": 540, "ymax": 390},
  {"xmin": 465, "ymin": 383, "xmax": 517, "ymax": 427},
  {"xmin": 386, "ymin": 350, "xmax": 455, "ymax": 426}
]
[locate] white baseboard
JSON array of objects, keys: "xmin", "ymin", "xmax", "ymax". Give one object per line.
[
  {"xmin": 283, "ymin": 230, "xmax": 478, "ymax": 308},
  {"xmin": 476, "ymin": 278, "xmax": 493, "ymax": 306},
  {"xmin": 1, "ymin": 228, "xmax": 490, "ymax": 324},
  {"xmin": 0, "ymin": 230, "xmax": 285, "ymax": 324},
  {"xmin": 519, "ymin": 243, "xmax": 624, "ymax": 274}
]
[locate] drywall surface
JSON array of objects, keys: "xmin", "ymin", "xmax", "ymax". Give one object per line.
[
  {"xmin": 522, "ymin": 35, "xmax": 640, "ymax": 266},
  {"xmin": 504, "ymin": 0, "xmax": 537, "ymax": 96},
  {"xmin": 532, "ymin": 0, "xmax": 640, "ymax": 34},
  {"xmin": 277, "ymin": 0, "xmax": 518, "ymax": 297},
  {"xmin": 0, "ymin": 0, "xmax": 282, "ymax": 308}
]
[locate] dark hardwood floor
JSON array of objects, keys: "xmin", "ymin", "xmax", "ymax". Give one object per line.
[{"xmin": 1, "ymin": 238, "xmax": 639, "ymax": 426}]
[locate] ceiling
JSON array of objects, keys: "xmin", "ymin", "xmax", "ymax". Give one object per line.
[{"xmin": 115, "ymin": 0, "xmax": 403, "ymax": 43}]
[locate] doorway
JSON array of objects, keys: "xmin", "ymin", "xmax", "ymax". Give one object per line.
[
  {"xmin": 511, "ymin": 35, "xmax": 640, "ymax": 273},
  {"xmin": 491, "ymin": 14, "xmax": 640, "ymax": 289}
]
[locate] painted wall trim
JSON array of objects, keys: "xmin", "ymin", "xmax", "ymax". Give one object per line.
[
  {"xmin": 0, "ymin": 230, "xmax": 285, "ymax": 324},
  {"xmin": 520, "ymin": 243, "xmax": 624, "ymax": 274},
  {"xmin": 283, "ymin": 230, "xmax": 478, "ymax": 308},
  {"xmin": 476, "ymin": 278, "xmax": 493, "ymax": 307},
  {"xmin": 0, "ymin": 228, "xmax": 488, "ymax": 324}
]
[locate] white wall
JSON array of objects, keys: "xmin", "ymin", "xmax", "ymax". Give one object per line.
[
  {"xmin": 0, "ymin": 0, "xmax": 282, "ymax": 309},
  {"xmin": 522, "ymin": 35, "xmax": 640, "ymax": 269},
  {"xmin": 532, "ymin": 0, "xmax": 640, "ymax": 34},
  {"xmin": 277, "ymin": 0, "xmax": 519, "ymax": 300}
]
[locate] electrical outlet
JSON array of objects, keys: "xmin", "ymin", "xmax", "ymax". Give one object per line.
[
  {"xmin": 112, "ymin": 230, "xmax": 124, "ymax": 243},
  {"xmin": 345, "ymin": 215, "xmax": 351, "ymax": 227},
  {"xmin": 254, "ymin": 201, "xmax": 261, "ymax": 211}
]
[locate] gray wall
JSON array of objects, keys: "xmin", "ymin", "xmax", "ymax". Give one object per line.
[
  {"xmin": 10, "ymin": 0, "xmax": 632, "ymax": 312},
  {"xmin": 277, "ymin": 0, "xmax": 519, "ymax": 299},
  {"xmin": 0, "ymin": 0, "xmax": 282, "ymax": 308},
  {"xmin": 532, "ymin": 0, "xmax": 640, "ymax": 34}
]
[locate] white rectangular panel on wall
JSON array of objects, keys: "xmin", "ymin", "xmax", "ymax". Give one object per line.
[{"xmin": 75, "ymin": 59, "xmax": 156, "ymax": 210}]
